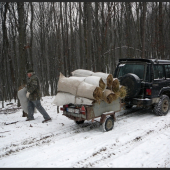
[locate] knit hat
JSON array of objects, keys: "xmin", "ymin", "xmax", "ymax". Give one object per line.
[{"xmin": 27, "ymin": 69, "xmax": 34, "ymax": 73}]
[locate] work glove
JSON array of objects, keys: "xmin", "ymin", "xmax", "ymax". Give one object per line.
[{"xmin": 26, "ymin": 91, "xmax": 30, "ymax": 98}]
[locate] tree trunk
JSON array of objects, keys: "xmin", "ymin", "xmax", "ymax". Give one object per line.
[
  {"xmin": 17, "ymin": 2, "xmax": 27, "ymax": 86},
  {"xmin": 159, "ymin": 2, "xmax": 164, "ymax": 59},
  {"xmin": 141, "ymin": 2, "xmax": 146, "ymax": 59},
  {"xmin": 87, "ymin": 2, "xmax": 92, "ymax": 70},
  {"xmin": 83, "ymin": 2, "xmax": 88, "ymax": 70},
  {"xmin": 29, "ymin": 2, "xmax": 34, "ymax": 68}
]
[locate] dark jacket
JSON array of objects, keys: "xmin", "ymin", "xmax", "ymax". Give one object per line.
[{"xmin": 27, "ymin": 73, "xmax": 41, "ymax": 100}]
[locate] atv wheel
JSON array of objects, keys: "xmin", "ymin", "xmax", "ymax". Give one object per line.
[
  {"xmin": 153, "ymin": 95, "xmax": 170, "ymax": 116},
  {"xmin": 102, "ymin": 116, "xmax": 114, "ymax": 132},
  {"xmin": 74, "ymin": 120, "xmax": 85, "ymax": 124}
]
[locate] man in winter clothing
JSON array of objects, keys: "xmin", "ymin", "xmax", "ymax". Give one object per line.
[{"xmin": 26, "ymin": 69, "xmax": 51, "ymax": 123}]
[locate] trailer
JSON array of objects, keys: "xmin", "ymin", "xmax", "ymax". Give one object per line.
[{"xmin": 60, "ymin": 98, "xmax": 122, "ymax": 132}]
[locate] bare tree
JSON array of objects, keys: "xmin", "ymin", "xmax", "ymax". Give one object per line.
[
  {"xmin": 1, "ymin": 2, "xmax": 170, "ymax": 103},
  {"xmin": 142, "ymin": 2, "xmax": 146, "ymax": 59},
  {"xmin": 17, "ymin": 2, "xmax": 27, "ymax": 86},
  {"xmin": 158, "ymin": 2, "xmax": 164, "ymax": 59}
]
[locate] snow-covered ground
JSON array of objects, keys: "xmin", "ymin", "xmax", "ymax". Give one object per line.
[{"xmin": 0, "ymin": 96, "xmax": 170, "ymax": 168}]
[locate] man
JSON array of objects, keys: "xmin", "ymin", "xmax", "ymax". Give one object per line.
[{"xmin": 26, "ymin": 69, "xmax": 51, "ymax": 123}]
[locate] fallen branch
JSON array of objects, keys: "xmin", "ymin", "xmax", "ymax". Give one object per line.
[
  {"xmin": 5, "ymin": 121, "xmax": 19, "ymax": 125},
  {"xmin": 0, "ymin": 130, "xmax": 10, "ymax": 133}
]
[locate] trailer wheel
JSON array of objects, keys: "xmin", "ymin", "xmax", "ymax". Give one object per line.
[
  {"xmin": 102, "ymin": 116, "xmax": 114, "ymax": 132},
  {"xmin": 74, "ymin": 120, "xmax": 85, "ymax": 124}
]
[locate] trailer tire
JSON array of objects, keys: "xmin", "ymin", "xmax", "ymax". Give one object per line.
[
  {"xmin": 102, "ymin": 116, "xmax": 114, "ymax": 132},
  {"xmin": 74, "ymin": 120, "xmax": 85, "ymax": 124}
]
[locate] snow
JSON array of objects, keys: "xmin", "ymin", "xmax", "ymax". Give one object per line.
[
  {"xmin": 0, "ymin": 96, "xmax": 170, "ymax": 168},
  {"xmin": 119, "ymin": 64, "xmax": 125, "ymax": 67}
]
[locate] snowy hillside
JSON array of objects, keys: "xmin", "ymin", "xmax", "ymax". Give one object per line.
[{"xmin": 0, "ymin": 96, "xmax": 170, "ymax": 168}]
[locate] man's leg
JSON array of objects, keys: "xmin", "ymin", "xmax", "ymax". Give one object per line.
[
  {"xmin": 33, "ymin": 100, "xmax": 51, "ymax": 120},
  {"xmin": 27, "ymin": 100, "xmax": 35, "ymax": 120}
]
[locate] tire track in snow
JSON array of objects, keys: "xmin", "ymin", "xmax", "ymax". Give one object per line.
[
  {"xmin": 0, "ymin": 108, "xmax": 143, "ymax": 159},
  {"xmin": 116, "ymin": 107, "xmax": 149, "ymax": 121},
  {"xmin": 0, "ymin": 121, "xmax": 101, "ymax": 159},
  {"xmin": 72, "ymin": 122, "xmax": 170, "ymax": 168},
  {"xmin": 0, "ymin": 108, "xmax": 151, "ymax": 159},
  {"xmin": 0, "ymin": 107, "xmax": 165, "ymax": 160}
]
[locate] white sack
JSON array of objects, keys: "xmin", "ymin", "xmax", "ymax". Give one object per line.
[
  {"xmin": 52, "ymin": 92, "xmax": 93, "ymax": 106},
  {"xmin": 84, "ymin": 76, "xmax": 103, "ymax": 87},
  {"xmin": 18, "ymin": 87, "xmax": 28, "ymax": 113},
  {"xmin": 57, "ymin": 73, "xmax": 82, "ymax": 96},
  {"xmin": 77, "ymin": 81, "xmax": 96, "ymax": 99},
  {"xmin": 75, "ymin": 96, "xmax": 93, "ymax": 105},
  {"xmin": 92, "ymin": 72, "xmax": 110, "ymax": 84},
  {"xmin": 71, "ymin": 69, "xmax": 94, "ymax": 77},
  {"xmin": 57, "ymin": 73, "xmax": 98, "ymax": 100},
  {"xmin": 69, "ymin": 76, "xmax": 86, "ymax": 81},
  {"xmin": 70, "ymin": 76, "xmax": 103, "ymax": 87},
  {"xmin": 17, "ymin": 87, "xmax": 37, "ymax": 114}
]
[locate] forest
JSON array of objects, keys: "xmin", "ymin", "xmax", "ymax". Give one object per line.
[{"xmin": 0, "ymin": 2, "xmax": 170, "ymax": 105}]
